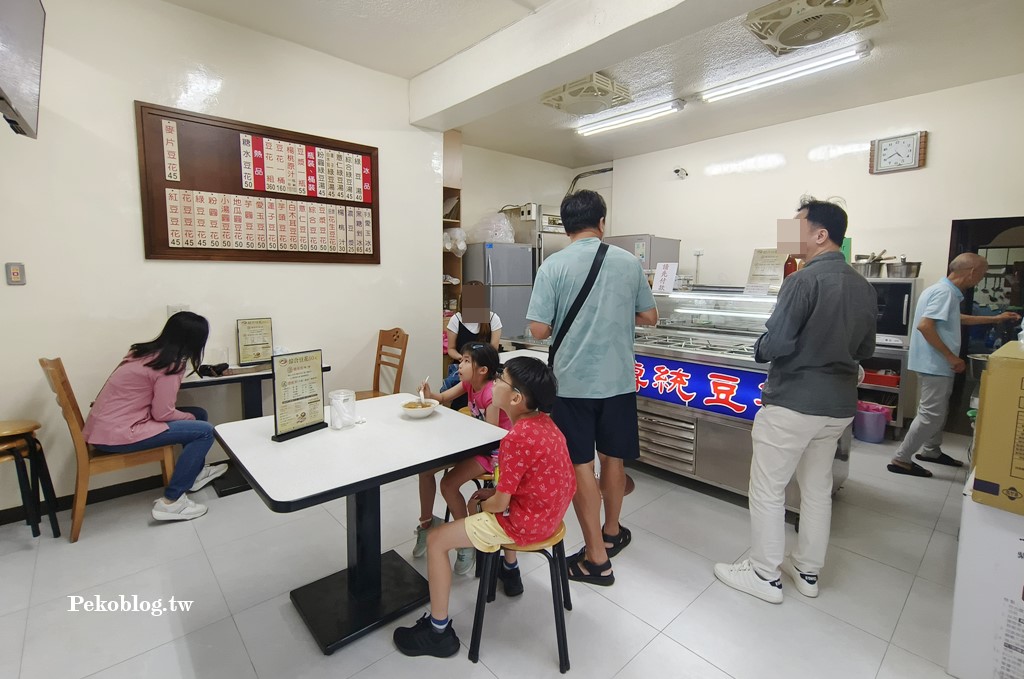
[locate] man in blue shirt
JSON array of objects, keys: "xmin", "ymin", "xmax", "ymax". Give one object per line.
[
  {"xmin": 888, "ymin": 253, "xmax": 1020, "ymax": 477},
  {"xmin": 527, "ymin": 190, "xmax": 658, "ymax": 586}
]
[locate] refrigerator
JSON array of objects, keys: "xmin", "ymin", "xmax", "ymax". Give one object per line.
[
  {"xmin": 505, "ymin": 203, "xmax": 570, "ymax": 270},
  {"xmin": 463, "ymin": 243, "xmax": 535, "ymax": 339},
  {"xmin": 604, "ymin": 234, "xmax": 680, "ymax": 269}
]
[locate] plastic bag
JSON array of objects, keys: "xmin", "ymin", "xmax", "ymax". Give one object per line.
[
  {"xmin": 444, "ymin": 227, "xmax": 467, "ymax": 257},
  {"xmin": 856, "ymin": 400, "xmax": 893, "ymax": 422},
  {"xmin": 465, "ymin": 213, "xmax": 514, "ymax": 244}
]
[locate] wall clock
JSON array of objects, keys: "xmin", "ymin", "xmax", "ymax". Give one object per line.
[{"xmin": 869, "ymin": 131, "xmax": 927, "ymax": 174}]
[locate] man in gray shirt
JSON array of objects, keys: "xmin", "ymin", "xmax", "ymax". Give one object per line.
[{"xmin": 714, "ymin": 197, "xmax": 876, "ymax": 604}]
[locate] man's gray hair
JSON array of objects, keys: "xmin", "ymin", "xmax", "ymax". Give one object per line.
[{"xmin": 948, "ymin": 252, "xmax": 987, "ymax": 274}]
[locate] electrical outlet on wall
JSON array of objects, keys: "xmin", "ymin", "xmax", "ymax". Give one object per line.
[{"xmin": 166, "ymin": 304, "xmax": 190, "ymax": 317}]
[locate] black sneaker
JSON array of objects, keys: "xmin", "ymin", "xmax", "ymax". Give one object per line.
[
  {"xmin": 393, "ymin": 614, "xmax": 461, "ymax": 658},
  {"xmin": 498, "ymin": 563, "xmax": 524, "ymax": 597}
]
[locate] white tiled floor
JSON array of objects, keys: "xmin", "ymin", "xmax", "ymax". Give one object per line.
[{"xmin": 0, "ymin": 433, "xmax": 969, "ymax": 679}]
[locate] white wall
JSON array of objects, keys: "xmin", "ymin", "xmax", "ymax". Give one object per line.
[
  {"xmin": 460, "ymin": 145, "xmax": 574, "ymax": 232},
  {"xmin": 0, "ymin": 0, "xmax": 443, "ymax": 510},
  {"xmin": 612, "ymin": 74, "xmax": 1024, "ymax": 285}
]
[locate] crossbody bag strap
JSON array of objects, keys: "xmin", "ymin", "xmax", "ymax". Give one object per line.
[{"xmin": 548, "ymin": 242, "xmax": 609, "ymax": 368}]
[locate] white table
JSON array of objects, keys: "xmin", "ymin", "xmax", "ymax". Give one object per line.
[
  {"xmin": 499, "ymin": 349, "xmax": 549, "ymax": 362},
  {"xmin": 214, "ymin": 393, "xmax": 506, "ymax": 654}
]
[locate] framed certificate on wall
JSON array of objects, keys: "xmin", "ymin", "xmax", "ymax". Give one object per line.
[
  {"xmin": 271, "ymin": 349, "xmax": 327, "ymax": 442},
  {"xmin": 237, "ymin": 318, "xmax": 273, "ymax": 365}
]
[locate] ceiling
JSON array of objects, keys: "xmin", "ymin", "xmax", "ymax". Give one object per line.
[{"xmin": 164, "ymin": 0, "xmax": 1024, "ymax": 167}]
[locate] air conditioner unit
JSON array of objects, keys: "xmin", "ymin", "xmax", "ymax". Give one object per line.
[
  {"xmin": 745, "ymin": 0, "xmax": 886, "ymax": 56},
  {"xmin": 541, "ymin": 73, "xmax": 632, "ymax": 116}
]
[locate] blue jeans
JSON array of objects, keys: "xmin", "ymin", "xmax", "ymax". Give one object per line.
[
  {"xmin": 94, "ymin": 406, "xmax": 215, "ymax": 500},
  {"xmin": 441, "ymin": 362, "xmax": 461, "ymax": 391}
]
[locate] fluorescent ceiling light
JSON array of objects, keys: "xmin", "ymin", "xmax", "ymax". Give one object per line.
[
  {"xmin": 699, "ymin": 41, "xmax": 872, "ymax": 104},
  {"xmin": 576, "ymin": 99, "xmax": 684, "ymax": 136}
]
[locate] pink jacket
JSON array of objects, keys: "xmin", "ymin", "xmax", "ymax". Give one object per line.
[{"xmin": 82, "ymin": 355, "xmax": 195, "ymax": 445}]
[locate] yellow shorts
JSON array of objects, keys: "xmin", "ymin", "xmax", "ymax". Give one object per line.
[{"xmin": 463, "ymin": 511, "xmax": 513, "ymax": 553}]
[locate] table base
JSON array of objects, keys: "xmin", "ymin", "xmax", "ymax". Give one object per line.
[
  {"xmin": 290, "ymin": 549, "xmax": 429, "ymax": 655},
  {"xmin": 212, "ymin": 463, "xmax": 251, "ymax": 497}
]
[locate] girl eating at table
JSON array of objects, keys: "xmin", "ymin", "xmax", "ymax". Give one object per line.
[
  {"xmin": 413, "ymin": 343, "xmax": 512, "ymax": 579},
  {"xmin": 82, "ymin": 312, "xmax": 227, "ymax": 522}
]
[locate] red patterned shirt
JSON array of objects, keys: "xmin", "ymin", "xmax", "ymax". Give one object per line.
[{"xmin": 495, "ymin": 413, "xmax": 576, "ymax": 545}]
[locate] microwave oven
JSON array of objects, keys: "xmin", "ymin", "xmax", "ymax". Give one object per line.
[{"xmin": 866, "ymin": 278, "xmax": 920, "ymax": 349}]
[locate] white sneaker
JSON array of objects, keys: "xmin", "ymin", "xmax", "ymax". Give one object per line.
[
  {"xmin": 454, "ymin": 547, "xmax": 476, "ymax": 575},
  {"xmin": 781, "ymin": 557, "xmax": 819, "ymax": 598},
  {"xmin": 189, "ymin": 464, "xmax": 228, "ymax": 492},
  {"xmin": 714, "ymin": 559, "xmax": 783, "ymax": 604},
  {"xmin": 152, "ymin": 495, "xmax": 208, "ymax": 521}
]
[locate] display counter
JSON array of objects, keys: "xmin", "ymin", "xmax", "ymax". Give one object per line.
[{"xmin": 509, "ymin": 288, "xmax": 851, "ymax": 512}]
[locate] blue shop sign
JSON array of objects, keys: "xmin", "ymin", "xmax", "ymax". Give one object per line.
[{"xmin": 634, "ymin": 354, "xmax": 765, "ymax": 422}]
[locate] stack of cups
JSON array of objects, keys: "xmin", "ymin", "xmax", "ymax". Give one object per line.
[{"xmin": 329, "ymin": 389, "xmax": 357, "ymax": 429}]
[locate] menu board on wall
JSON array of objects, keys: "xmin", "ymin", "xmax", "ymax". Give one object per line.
[
  {"xmin": 135, "ymin": 101, "xmax": 380, "ymax": 264},
  {"xmin": 271, "ymin": 349, "xmax": 328, "ymax": 442}
]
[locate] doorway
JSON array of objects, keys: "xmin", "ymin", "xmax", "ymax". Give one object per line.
[{"xmin": 946, "ymin": 216, "xmax": 1024, "ymax": 435}]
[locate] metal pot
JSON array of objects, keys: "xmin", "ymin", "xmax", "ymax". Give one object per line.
[
  {"xmin": 967, "ymin": 353, "xmax": 989, "ymax": 381},
  {"xmin": 886, "ymin": 262, "xmax": 921, "ymax": 278},
  {"xmin": 851, "ymin": 261, "xmax": 882, "ymax": 277}
]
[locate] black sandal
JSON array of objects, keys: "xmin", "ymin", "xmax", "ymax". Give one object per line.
[
  {"xmin": 887, "ymin": 461, "xmax": 933, "ymax": 477},
  {"xmin": 602, "ymin": 525, "xmax": 632, "ymax": 558},
  {"xmin": 566, "ymin": 550, "xmax": 615, "ymax": 586},
  {"xmin": 916, "ymin": 452, "xmax": 964, "ymax": 467}
]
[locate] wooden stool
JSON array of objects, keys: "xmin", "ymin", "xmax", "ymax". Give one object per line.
[
  {"xmin": 469, "ymin": 521, "xmax": 572, "ymax": 673},
  {"xmin": 0, "ymin": 420, "xmax": 60, "ymax": 538}
]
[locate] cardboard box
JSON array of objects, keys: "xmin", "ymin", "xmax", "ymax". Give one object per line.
[
  {"xmin": 948, "ymin": 482, "xmax": 1024, "ymax": 679},
  {"xmin": 972, "ymin": 341, "xmax": 1024, "ymax": 516}
]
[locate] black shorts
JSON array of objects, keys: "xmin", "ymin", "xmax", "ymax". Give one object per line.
[{"xmin": 552, "ymin": 392, "xmax": 640, "ymax": 465}]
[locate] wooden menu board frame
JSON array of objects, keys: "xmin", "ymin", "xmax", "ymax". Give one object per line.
[{"xmin": 135, "ymin": 101, "xmax": 380, "ymax": 264}]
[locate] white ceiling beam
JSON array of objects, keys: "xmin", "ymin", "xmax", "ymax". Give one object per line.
[{"xmin": 409, "ymin": 0, "xmax": 763, "ymax": 131}]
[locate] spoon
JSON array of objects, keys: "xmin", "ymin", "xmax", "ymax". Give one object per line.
[{"xmin": 419, "ymin": 377, "xmax": 429, "ymax": 404}]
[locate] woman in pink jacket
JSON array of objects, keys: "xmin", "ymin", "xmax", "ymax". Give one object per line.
[{"xmin": 83, "ymin": 312, "xmax": 225, "ymax": 521}]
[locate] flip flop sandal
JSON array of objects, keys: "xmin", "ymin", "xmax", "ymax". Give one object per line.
[
  {"xmin": 602, "ymin": 525, "xmax": 632, "ymax": 558},
  {"xmin": 916, "ymin": 452, "xmax": 964, "ymax": 467},
  {"xmin": 566, "ymin": 551, "xmax": 615, "ymax": 586},
  {"xmin": 887, "ymin": 462, "xmax": 933, "ymax": 477}
]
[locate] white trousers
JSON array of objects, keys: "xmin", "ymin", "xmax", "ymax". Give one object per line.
[{"xmin": 748, "ymin": 405, "xmax": 852, "ymax": 580}]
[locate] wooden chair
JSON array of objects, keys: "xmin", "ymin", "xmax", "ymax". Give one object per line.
[
  {"xmin": 355, "ymin": 328, "xmax": 409, "ymax": 400},
  {"xmin": 39, "ymin": 358, "xmax": 176, "ymax": 543}
]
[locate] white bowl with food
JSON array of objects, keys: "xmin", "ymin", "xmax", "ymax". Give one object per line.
[{"xmin": 400, "ymin": 398, "xmax": 440, "ymax": 419}]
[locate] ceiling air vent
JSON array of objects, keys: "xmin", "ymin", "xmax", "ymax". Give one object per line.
[
  {"xmin": 745, "ymin": 0, "xmax": 887, "ymax": 56},
  {"xmin": 541, "ymin": 73, "xmax": 633, "ymax": 116}
]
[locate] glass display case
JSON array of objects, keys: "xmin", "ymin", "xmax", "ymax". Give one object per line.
[{"xmin": 634, "ymin": 288, "xmax": 776, "ymax": 367}]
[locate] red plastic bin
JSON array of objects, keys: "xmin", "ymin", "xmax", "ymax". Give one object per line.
[{"xmin": 861, "ymin": 370, "xmax": 900, "ymax": 388}]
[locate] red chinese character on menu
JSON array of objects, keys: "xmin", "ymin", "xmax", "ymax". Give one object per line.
[
  {"xmin": 753, "ymin": 382, "xmax": 765, "ymax": 407},
  {"xmin": 652, "ymin": 366, "xmax": 695, "ymax": 403},
  {"xmin": 703, "ymin": 373, "xmax": 747, "ymax": 413},
  {"xmin": 634, "ymin": 362, "xmax": 649, "ymax": 390}
]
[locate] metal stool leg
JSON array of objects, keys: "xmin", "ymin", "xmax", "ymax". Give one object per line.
[
  {"xmin": 26, "ymin": 437, "xmax": 60, "ymax": 538},
  {"xmin": 469, "ymin": 550, "xmax": 499, "ymax": 663},
  {"xmin": 10, "ymin": 449, "xmax": 40, "ymax": 537},
  {"xmin": 553, "ymin": 540, "xmax": 572, "ymax": 611},
  {"xmin": 547, "ymin": 548, "xmax": 570, "ymax": 673}
]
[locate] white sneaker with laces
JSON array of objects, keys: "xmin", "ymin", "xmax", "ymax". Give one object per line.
[
  {"xmin": 714, "ymin": 559, "xmax": 783, "ymax": 604},
  {"xmin": 152, "ymin": 495, "xmax": 208, "ymax": 521},
  {"xmin": 189, "ymin": 464, "xmax": 228, "ymax": 492},
  {"xmin": 781, "ymin": 557, "xmax": 819, "ymax": 597},
  {"xmin": 454, "ymin": 547, "xmax": 476, "ymax": 575}
]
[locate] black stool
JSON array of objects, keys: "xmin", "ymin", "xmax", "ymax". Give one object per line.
[{"xmin": 468, "ymin": 521, "xmax": 572, "ymax": 673}]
